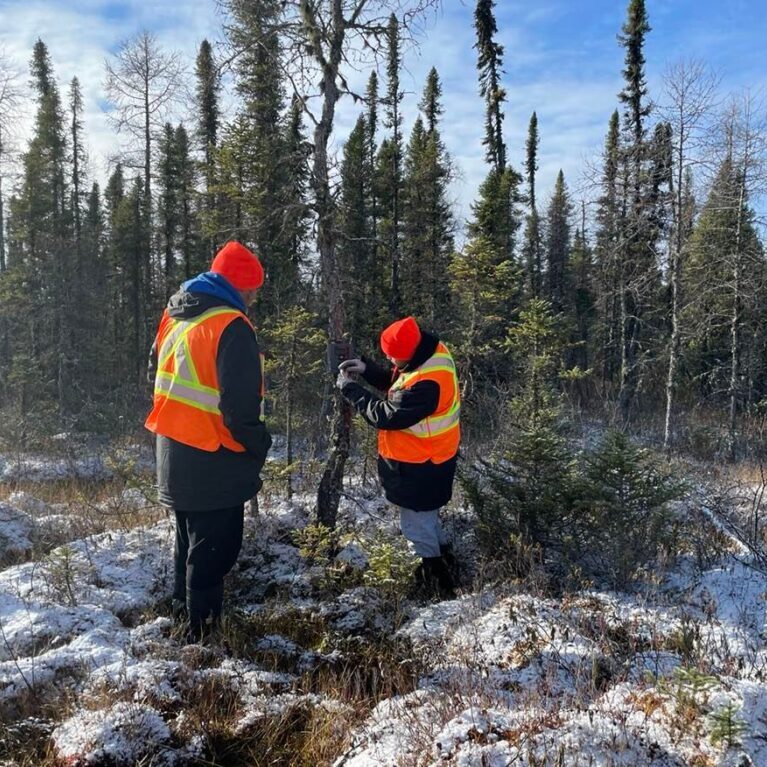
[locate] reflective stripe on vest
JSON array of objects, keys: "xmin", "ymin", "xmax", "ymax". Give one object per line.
[
  {"xmin": 391, "ymin": 350, "xmax": 460, "ymax": 440},
  {"xmin": 156, "ymin": 307, "xmax": 241, "ymax": 414},
  {"xmin": 378, "ymin": 342, "xmax": 460, "ymax": 464},
  {"xmin": 145, "ymin": 306, "xmax": 262, "ymax": 453}
]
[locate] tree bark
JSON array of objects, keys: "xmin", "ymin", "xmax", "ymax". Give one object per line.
[{"xmin": 307, "ymin": 0, "xmax": 351, "ymax": 529}]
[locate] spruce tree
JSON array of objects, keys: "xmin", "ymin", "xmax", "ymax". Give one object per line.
[
  {"xmin": 616, "ymin": 0, "xmax": 656, "ymax": 421},
  {"xmin": 195, "ymin": 39, "xmax": 220, "ymax": 261},
  {"xmin": 382, "ymin": 13, "xmax": 403, "ymax": 315},
  {"xmin": 69, "ymin": 77, "xmax": 85, "ymax": 262},
  {"xmin": 544, "ymin": 170, "xmax": 572, "ymax": 314},
  {"xmin": 338, "ymin": 115, "xmax": 372, "ymax": 345},
  {"xmin": 594, "ymin": 110, "xmax": 621, "ymax": 392},
  {"xmin": 684, "ymin": 153, "xmax": 765, "ymax": 456},
  {"xmin": 401, "ymin": 70, "xmax": 454, "ymax": 327},
  {"xmin": 365, "ymin": 71, "xmax": 380, "ymax": 301},
  {"xmin": 157, "ymin": 123, "xmax": 180, "ymax": 297},
  {"xmin": 522, "ymin": 112, "xmax": 542, "ymax": 297},
  {"xmin": 474, "ymin": 0, "xmax": 506, "ymax": 172}
]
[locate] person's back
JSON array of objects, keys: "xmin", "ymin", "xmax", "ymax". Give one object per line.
[{"xmin": 146, "ymin": 241, "xmax": 271, "ymax": 639}]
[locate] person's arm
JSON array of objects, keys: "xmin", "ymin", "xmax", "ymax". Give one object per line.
[
  {"xmin": 217, "ymin": 318, "xmax": 272, "ymax": 467},
  {"xmin": 359, "ymin": 355, "xmax": 396, "ymax": 391},
  {"xmin": 340, "ymin": 379, "xmax": 439, "ymax": 430}
]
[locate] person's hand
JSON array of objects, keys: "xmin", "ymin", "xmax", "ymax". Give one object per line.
[
  {"xmin": 336, "ymin": 369, "xmax": 353, "ymax": 390},
  {"xmin": 339, "ymin": 358, "xmax": 366, "ymax": 375}
]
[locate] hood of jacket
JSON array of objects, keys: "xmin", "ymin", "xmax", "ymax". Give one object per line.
[{"xmin": 167, "ymin": 272, "xmax": 247, "ymax": 320}]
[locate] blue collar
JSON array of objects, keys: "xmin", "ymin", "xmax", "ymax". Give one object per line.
[{"xmin": 181, "ymin": 272, "xmax": 247, "ymax": 313}]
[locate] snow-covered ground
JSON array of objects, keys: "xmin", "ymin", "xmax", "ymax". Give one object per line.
[
  {"xmin": 0, "ymin": 437, "xmax": 154, "ymax": 483},
  {"xmin": 1, "ymin": 456, "xmax": 767, "ymax": 766}
]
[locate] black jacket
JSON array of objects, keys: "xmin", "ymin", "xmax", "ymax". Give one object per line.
[
  {"xmin": 149, "ymin": 290, "xmax": 272, "ymax": 511},
  {"xmin": 340, "ymin": 331, "xmax": 458, "ymax": 511}
]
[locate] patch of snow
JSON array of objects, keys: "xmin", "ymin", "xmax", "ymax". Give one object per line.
[
  {"xmin": 52, "ymin": 702, "xmax": 176, "ymax": 766},
  {"xmin": 0, "ymin": 502, "xmax": 35, "ymax": 559}
]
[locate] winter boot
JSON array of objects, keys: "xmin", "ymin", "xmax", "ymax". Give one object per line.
[
  {"xmin": 439, "ymin": 543, "xmax": 460, "ymax": 586},
  {"xmin": 186, "ymin": 583, "xmax": 224, "ymax": 643},
  {"xmin": 414, "ymin": 556, "xmax": 456, "ymax": 601}
]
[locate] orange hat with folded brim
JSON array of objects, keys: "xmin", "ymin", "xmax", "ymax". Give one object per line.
[
  {"xmin": 380, "ymin": 316, "xmax": 421, "ymax": 360},
  {"xmin": 210, "ymin": 241, "xmax": 264, "ymax": 290}
]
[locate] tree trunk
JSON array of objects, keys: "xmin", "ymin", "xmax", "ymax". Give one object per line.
[
  {"xmin": 312, "ymin": 0, "xmax": 351, "ymax": 529},
  {"xmin": 727, "ymin": 174, "xmax": 746, "ymax": 461},
  {"xmin": 664, "ymin": 135, "xmax": 684, "ymax": 454}
]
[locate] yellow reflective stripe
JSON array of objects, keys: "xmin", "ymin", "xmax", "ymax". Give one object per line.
[
  {"xmin": 158, "ymin": 308, "xmax": 242, "ymax": 369},
  {"xmin": 180, "ymin": 338, "xmax": 199, "ymax": 382},
  {"xmin": 392, "ymin": 354, "xmax": 456, "ymax": 389},
  {"xmin": 404, "ymin": 406, "xmax": 461, "ymax": 437},
  {"xmin": 155, "ymin": 373, "xmax": 221, "ymax": 413}
]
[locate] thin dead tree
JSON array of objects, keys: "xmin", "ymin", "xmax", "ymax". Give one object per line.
[
  {"xmin": 104, "ymin": 31, "xmax": 185, "ymax": 375},
  {"xmin": 0, "ymin": 47, "xmax": 22, "ymax": 273},
  {"xmin": 229, "ymin": 0, "xmax": 440, "ymax": 527},
  {"xmin": 722, "ymin": 93, "xmax": 767, "ymax": 460},
  {"xmin": 659, "ymin": 59, "xmax": 718, "ymax": 452}
]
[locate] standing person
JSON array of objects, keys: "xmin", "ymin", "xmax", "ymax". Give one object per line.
[
  {"xmin": 337, "ymin": 316, "xmax": 460, "ymax": 598},
  {"xmin": 145, "ymin": 241, "xmax": 272, "ymax": 639}
]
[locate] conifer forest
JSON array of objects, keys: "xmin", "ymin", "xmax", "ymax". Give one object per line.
[{"xmin": 2, "ymin": 1, "xmax": 767, "ymax": 765}]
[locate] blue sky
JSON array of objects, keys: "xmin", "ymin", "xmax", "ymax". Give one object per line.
[{"xmin": 1, "ymin": 0, "xmax": 765, "ymax": 233}]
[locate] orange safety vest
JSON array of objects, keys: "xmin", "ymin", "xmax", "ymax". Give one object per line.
[
  {"xmin": 145, "ymin": 306, "xmax": 264, "ymax": 453},
  {"xmin": 378, "ymin": 342, "xmax": 460, "ymax": 464}
]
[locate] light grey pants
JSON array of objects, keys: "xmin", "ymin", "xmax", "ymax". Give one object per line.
[{"xmin": 397, "ymin": 506, "xmax": 447, "ymax": 558}]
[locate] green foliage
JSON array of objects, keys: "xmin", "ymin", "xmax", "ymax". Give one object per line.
[
  {"xmin": 708, "ymin": 702, "xmax": 747, "ymax": 748},
  {"xmin": 577, "ymin": 430, "xmax": 687, "ymax": 586},
  {"xmin": 361, "ymin": 533, "xmax": 420, "ymax": 599},
  {"xmin": 448, "ymin": 235, "xmax": 521, "ymax": 401},
  {"xmin": 260, "ymin": 305, "xmax": 325, "ymax": 491},
  {"xmin": 292, "ymin": 523, "xmax": 335, "ymax": 565},
  {"xmin": 401, "ymin": 70, "xmax": 454, "ymax": 328}
]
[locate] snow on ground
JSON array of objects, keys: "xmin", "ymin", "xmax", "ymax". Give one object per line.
[
  {"xmin": 1, "ymin": 472, "xmax": 767, "ymax": 766},
  {"xmin": 0, "ymin": 440, "xmax": 153, "ymax": 483}
]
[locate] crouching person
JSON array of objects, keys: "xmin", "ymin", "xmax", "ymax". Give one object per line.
[
  {"xmin": 337, "ymin": 316, "xmax": 460, "ymax": 599},
  {"xmin": 145, "ymin": 241, "xmax": 272, "ymax": 640}
]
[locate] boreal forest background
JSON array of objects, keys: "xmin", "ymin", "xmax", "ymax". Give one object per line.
[{"xmin": 0, "ymin": 0, "xmax": 765, "ymax": 483}]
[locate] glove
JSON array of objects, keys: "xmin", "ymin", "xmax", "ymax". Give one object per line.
[
  {"xmin": 336, "ymin": 370, "xmax": 353, "ymax": 390},
  {"xmin": 339, "ymin": 358, "xmax": 366, "ymax": 375}
]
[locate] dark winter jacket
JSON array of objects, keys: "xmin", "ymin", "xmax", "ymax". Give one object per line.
[
  {"xmin": 340, "ymin": 331, "xmax": 458, "ymax": 511},
  {"xmin": 148, "ymin": 284, "xmax": 272, "ymax": 512}
]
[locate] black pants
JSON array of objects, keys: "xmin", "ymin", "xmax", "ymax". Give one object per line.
[{"xmin": 172, "ymin": 505, "xmax": 244, "ymax": 605}]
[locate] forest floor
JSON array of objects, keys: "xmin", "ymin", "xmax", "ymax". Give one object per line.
[{"xmin": 1, "ymin": 438, "xmax": 767, "ymax": 766}]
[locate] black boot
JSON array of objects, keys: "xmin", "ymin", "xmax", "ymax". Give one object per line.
[
  {"xmin": 440, "ymin": 543, "xmax": 460, "ymax": 586},
  {"xmin": 414, "ymin": 556, "xmax": 456, "ymax": 601},
  {"xmin": 186, "ymin": 583, "xmax": 224, "ymax": 642}
]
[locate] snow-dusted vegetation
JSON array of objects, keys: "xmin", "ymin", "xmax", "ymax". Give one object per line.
[{"xmin": 1, "ymin": 446, "xmax": 766, "ymax": 767}]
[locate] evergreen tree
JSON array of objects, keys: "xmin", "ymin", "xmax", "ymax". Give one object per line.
[
  {"xmin": 338, "ymin": 115, "xmax": 373, "ymax": 345},
  {"xmin": 174, "ymin": 124, "xmax": 198, "ymax": 280},
  {"xmin": 570, "ymin": 226, "xmax": 595, "ymax": 375},
  {"xmin": 226, "ymin": 0, "xmax": 295, "ymax": 319},
  {"xmin": 401, "ymin": 70, "xmax": 454, "ymax": 327},
  {"xmin": 273, "ymin": 97, "xmax": 309, "ymax": 311},
  {"xmin": 594, "ymin": 110, "xmax": 621, "ymax": 393},
  {"xmin": 195, "ymin": 39, "xmax": 220, "ymax": 261},
  {"xmin": 474, "ymin": 0, "xmax": 506, "ymax": 171},
  {"xmin": 7, "ymin": 40, "xmax": 73, "ymax": 419},
  {"xmin": 365, "ymin": 70, "xmax": 380, "ymax": 301},
  {"xmin": 544, "ymin": 170, "xmax": 572, "ymax": 314},
  {"xmin": 69, "ymin": 77, "xmax": 85, "ymax": 262},
  {"xmin": 522, "ymin": 112, "xmax": 542, "ymax": 297},
  {"xmin": 684, "ymin": 153, "xmax": 765, "ymax": 456},
  {"xmin": 616, "ymin": 0, "xmax": 656, "ymax": 421},
  {"xmin": 157, "ymin": 123, "xmax": 180, "ymax": 296},
  {"xmin": 382, "ymin": 13, "xmax": 403, "ymax": 315}
]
